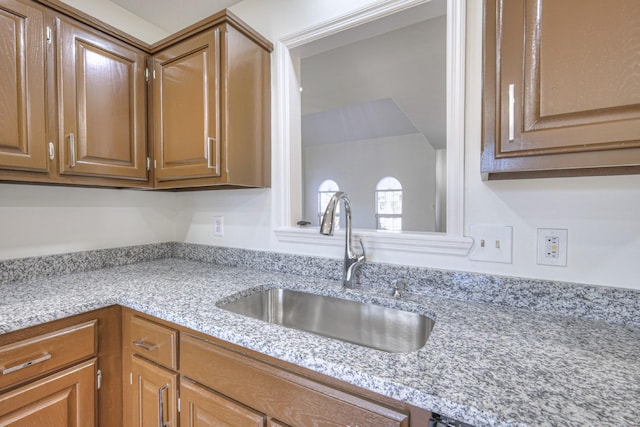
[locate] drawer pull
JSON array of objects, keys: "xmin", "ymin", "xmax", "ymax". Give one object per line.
[
  {"xmin": 158, "ymin": 384, "xmax": 170, "ymax": 427},
  {"xmin": 2, "ymin": 353, "xmax": 52, "ymax": 375},
  {"xmin": 133, "ymin": 338, "xmax": 159, "ymax": 352}
]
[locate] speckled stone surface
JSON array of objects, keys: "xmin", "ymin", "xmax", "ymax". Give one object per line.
[
  {"xmin": 173, "ymin": 243, "xmax": 640, "ymax": 327},
  {"xmin": 0, "ymin": 243, "xmax": 171, "ymax": 284},
  {"xmin": 1, "ymin": 258, "xmax": 639, "ymax": 427}
]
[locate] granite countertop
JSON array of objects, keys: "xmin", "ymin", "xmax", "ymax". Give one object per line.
[{"xmin": 1, "ymin": 258, "xmax": 639, "ymax": 427}]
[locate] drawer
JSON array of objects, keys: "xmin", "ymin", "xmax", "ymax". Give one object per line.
[
  {"xmin": 181, "ymin": 333, "xmax": 409, "ymax": 427},
  {"xmin": 0, "ymin": 320, "xmax": 97, "ymax": 390},
  {"xmin": 127, "ymin": 315, "xmax": 177, "ymax": 370}
]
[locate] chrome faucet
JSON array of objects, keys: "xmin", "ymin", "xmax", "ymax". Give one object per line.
[{"xmin": 320, "ymin": 192, "xmax": 366, "ymax": 288}]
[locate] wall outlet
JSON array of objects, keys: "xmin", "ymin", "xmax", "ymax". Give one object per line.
[
  {"xmin": 537, "ymin": 228, "xmax": 567, "ymax": 266},
  {"xmin": 469, "ymin": 225, "xmax": 513, "ymax": 264},
  {"xmin": 213, "ymin": 216, "xmax": 224, "ymax": 237}
]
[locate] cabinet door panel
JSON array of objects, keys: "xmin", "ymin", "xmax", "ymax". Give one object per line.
[
  {"xmin": 483, "ymin": 0, "xmax": 640, "ymax": 177},
  {"xmin": 0, "ymin": 0, "xmax": 47, "ymax": 172},
  {"xmin": 0, "ymin": 358, "xmax": 96, "ymax": 427},
  {"xmin": 180, "ymin": 379, "xmax": 265, "ymax": 427},
  {"xmin": 129, "ymin": 356, "xmax": 177, "ymax": 427},
  {"xmin": 153, "ymin": 29, "xmax": 220, "ymax": 181},
  {"xmin": 500, "ymin": 0, "xmax": 640, "ymax": 156},
  {"xmin": 57, "ymin": 17, "xmax": 147, "ymax": 180}
]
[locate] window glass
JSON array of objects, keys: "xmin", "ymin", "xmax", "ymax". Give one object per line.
[{"xmin": 376, "ymin": 177, "xmax": 402, "ymax": 231}]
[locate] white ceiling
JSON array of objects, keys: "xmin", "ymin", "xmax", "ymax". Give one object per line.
[
  {"xmin": 301, "ymin": 2, "xmax": 447, "ymax": 149},
  {"xmin": 109, "ymin": 0, "xmax": 242, "ymax": 33}
]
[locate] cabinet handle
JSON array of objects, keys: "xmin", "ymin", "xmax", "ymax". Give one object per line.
[
  {"xmin": 1, "ymin": 353, "xmax": 52, "ymax": 375},
  {"xmin": 508, "ymin": 83, "xmax": 515, "ymax": 142},
  {"xmin": 68, "ymin": 133, "xmax": 76, "ymax": 167},
  {"xmin": 207, "ymin": 137, "xmax": 220, "ymax": 172},
  {"xmin": 133, "ymin": 338, "xmax": 159, "ymax": 351},
  {"xmin": 158, "ymin": 384, "xmax": 169, "ymax": 427}
]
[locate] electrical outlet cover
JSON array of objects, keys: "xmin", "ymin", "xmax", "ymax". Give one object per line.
[
  {"xmin": 469, "ymin": 224, "xmax": 513, "ymax": 264},
  {"xmin": 537, "ymin": 228, "xmax": 568, "ymax": 266}
]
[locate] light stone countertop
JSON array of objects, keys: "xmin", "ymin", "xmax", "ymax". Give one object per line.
[{"xmin": 1, "ymin": 258, "xmax": 638, "ymax": 427}]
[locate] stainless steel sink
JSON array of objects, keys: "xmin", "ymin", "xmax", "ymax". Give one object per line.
[{"xmin": 219, "ymin": 288, "xmax": 434, "ymax": 353}]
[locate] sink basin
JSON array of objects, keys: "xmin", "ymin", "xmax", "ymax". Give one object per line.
[{"xmin": 219, "ymin": 288, "xmax": 434, "ymax": 353}]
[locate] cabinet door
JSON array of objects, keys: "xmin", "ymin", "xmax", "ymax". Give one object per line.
[
  {"xmin": 0, "ymin": 0, "xmax": 48, "ymax": 173},
  {"xmin": 153, "ymin": 29, "xmax": 221, "ymax": 182},
  {"xmin": 128, "ymin": 356, "xmax": 177, "ymax": 427},
  {"xmin": 180, "ymin": 379, "xmax": 265, "ymax": 427},
  {"xmin": 0, "ymin": 358, "xmax": 96, "ymax": 426},
  {"xmin": 57, "ymin": 16, "xmax": 147, "ymax": 181},
  {"xmin": 482, "ymin": 0, "xmax": 640, "ymax": 177}
]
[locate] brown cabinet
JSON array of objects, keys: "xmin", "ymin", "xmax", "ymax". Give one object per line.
[
  {"xmin": 482, "ymin": 0, "xmax": 640, "ymax": 179},
  {"xmin": 122, "ymin": 309, "xmax": 414, "ymax": 427},
  {"xmin": 122, "ymin": 311, "xmax": 179, "ymax": 427},
  {"xmin": 0, "ymin": 313, "xmax": 117, "ymax": 427},
  {"xmin": 56, "ymin": 16, "xmax": 148, "ymax": 182},
  {"xmin": 128, "ymin": 356, "xmax": 178, "ymax": 427},
  {"xmin": 152, "ymin": 18, "xmax": 271, "ymax": 189},
  {"xmin": 181, "ymin": 332, "xmax": 410, "ymax": 427},
  {"xmin": 0, "ymin": 2, "xmax": 271, "ymax": 190},
  {"xmin": 180, "ymin": 378, "xmax": 265, "ymax": 427},
  {"xmin": 0, "ymin": 320, "xmax": 96, "ymax": 390},
  {"xmin": 0, "ymin": 358, "xmax": 97, "ymax": 426},
  {"xmin": 152, "ymin": 29, "xmax": 220, "ymax": 183},
  {"xmin": 0, "ymin": 0, "xmax": 49, "ymax": 175}
]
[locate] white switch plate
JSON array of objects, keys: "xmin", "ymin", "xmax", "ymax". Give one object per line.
[
  {"xmin": 469, "ymin": 225, "xmax": 513, "ymax": 264},
  {"xmin": 537, "ymin": 228, "xmax": 567, "ymax": 266},
  {"xmin": 213, "ymin": 216, "xmax": 224, "ymax": 237}
]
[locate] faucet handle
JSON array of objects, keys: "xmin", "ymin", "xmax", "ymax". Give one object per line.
[
  {"xmin": 357, "ymin": 239, "xmax": 366, "ymax": 262},
  {"xmin": 391, "ymin": 279, "xmax": 407, "ymax": 298}
]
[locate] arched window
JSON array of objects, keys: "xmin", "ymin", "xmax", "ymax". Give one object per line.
[
  {"xmin": 375, "ymin": 177, "xmax": 402, "ymax": 231},
  {"xmin": 317, "ymin": 179, "xmax": 340, "ymax": 228}
]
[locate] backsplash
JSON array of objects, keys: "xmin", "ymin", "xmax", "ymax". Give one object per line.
[{"xmin": 1, "ymin": 242, "xmax": 638, "ymax": 326}]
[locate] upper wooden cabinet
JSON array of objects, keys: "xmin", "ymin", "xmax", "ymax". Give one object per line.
[
  {"xmin": 482, "ymin": 0, "xmax": 640, "ymax": 179},
  {"xmin": 152, "ymin": 18, "xmax": 271, "ymax": 189},
  {"xmin": 0, "ymin": 0, "xmax": 48, "ymax": 174},
  {"xmin": 0, "ymin": 2, "xmax": 271, "ymax": 190},
  {"xmin": 56, "ymin": 16, "xmax": 148, "ymax": 182},
  {"xmin": 153, "ymin": 29, "xmax": 220, "ymax": 183}
]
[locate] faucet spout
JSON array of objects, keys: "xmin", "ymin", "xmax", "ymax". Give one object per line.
[{"xmin": 320, "ymin": 192, "xmax": 366, "ymax": 288}]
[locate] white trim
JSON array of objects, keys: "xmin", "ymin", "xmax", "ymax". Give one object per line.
[
  {"xmin": 273, "ymin": 0, "xmax": 471, "ymax": 256},
  {"xmin": 274, "ymin": 227, "xmax": 472, "ymax": 256}
]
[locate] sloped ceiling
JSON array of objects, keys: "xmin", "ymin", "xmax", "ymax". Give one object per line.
[{"xmin": 301, "ymin": 1, "xmax": 447, "ymax": 149}]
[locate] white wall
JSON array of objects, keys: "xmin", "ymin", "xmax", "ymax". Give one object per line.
[
  {"xmin": 2, "ymin": 0, "xmax": 638, "ymax": 291},
  {"xmin": 60, "ymin": 0, "xmax": 169, "ymax": 43},
  {"xmin": 178, "ymin": 0, "xmax": 640, "ymax": 290},
  {"xmin": 303, "ymin": 134, "xmax": 436, "ymax": 231},
  {"xmin": 0, "ymin": 184, "xmax": 176, "ymax": 260}
]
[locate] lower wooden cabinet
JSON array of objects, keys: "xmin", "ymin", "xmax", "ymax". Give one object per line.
[
  {"xmin": 122, "ymin": 309, "xmax": 413, "ymax": 427},
  {"xmin": 180, "ymin": 378, "xmax": 265, "ymax": 427},
  {"xmin": 129, "ymin": 356, "xmax": 178, "ymax": 427},
  {"xmin": 0, "ymin": 307, "xmax": 122, "ymax": 427},
  {"xmin": 0, "ymin": 358, "xmax": 96, "ymax": 426},
  {"xmin": 180, "ymin": 333, "xmax": 409, "ymax": 427}
]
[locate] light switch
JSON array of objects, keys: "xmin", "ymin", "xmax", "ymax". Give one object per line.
[{"xmin": 469, "ymin": 225, "xmax": 513, "ymax": 264}]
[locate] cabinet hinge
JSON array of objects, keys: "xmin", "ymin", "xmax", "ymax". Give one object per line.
[
  {"xmin": 146, "ymin": 156, "xmax": 150, "ymax": 171},
  {"xmin": 97, "ymin": 369, "xmax": 102, "ymax": 390},
  {"xmin": 46, "ymin": 26, "xmax": 52, "ymax": 44}
]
